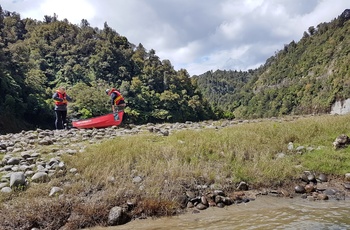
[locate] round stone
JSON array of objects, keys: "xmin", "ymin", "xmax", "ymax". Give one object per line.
[
  {"xmin": 318, "ymin": 173, "xmax": 328, "ymax": 182},
  {"xmin": 295, "ymin": 185, "xmax": 306, "ymax": 193}
]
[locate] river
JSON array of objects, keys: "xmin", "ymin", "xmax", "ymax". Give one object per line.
[{"xmin": 89, "ymin": 196, "xmax": 350, "ymax": 230}]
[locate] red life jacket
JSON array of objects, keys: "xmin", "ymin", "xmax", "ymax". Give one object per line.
[
  {"xmin": 54, "ymin": 91, "xmax": 67, "ymax": 105},
  {"xmin": 110, "ymin": 89, "xmax": 124, "ymax": 105}
]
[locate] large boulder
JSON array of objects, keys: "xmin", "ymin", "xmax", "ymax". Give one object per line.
[
  {"xmin": 10, "ymin": 172, "xmax": 26, "ymax": 188},
  {"xmin": 107, "ymin": 206, "xmax": 130, "ymax": 226}
]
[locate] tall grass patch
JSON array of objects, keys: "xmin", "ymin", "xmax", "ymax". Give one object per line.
[{"xmin": 67, "ymin": 115, "xmax": 350, "ymax": 196}]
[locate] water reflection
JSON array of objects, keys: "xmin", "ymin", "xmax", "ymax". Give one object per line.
[{"xmin": 89, "ymin": 196, "xmax": 350, "ymax": 230}]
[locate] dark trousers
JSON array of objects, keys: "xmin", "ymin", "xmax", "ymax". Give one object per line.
[{"xmin": 55, "ymin": 110, "xmax": 67, "ymax": 129}]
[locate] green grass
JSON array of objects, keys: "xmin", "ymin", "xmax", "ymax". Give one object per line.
[
  {"xmin": 2, "ymin": 114, "xmax": 350, "ymax": 229},
  {"xmin": 64, "ymin": 114, "xmax": 350, "ymax": 196}
]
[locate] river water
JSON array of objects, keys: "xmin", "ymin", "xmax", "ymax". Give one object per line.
[{"xmin": 89, "ymin": 196, "xmax": 350, "ymax": 230}]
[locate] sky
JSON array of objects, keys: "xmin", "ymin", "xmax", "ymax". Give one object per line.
[{"xmin": 1, "ymin": 0, "xmax": 349, "ymax": 76}]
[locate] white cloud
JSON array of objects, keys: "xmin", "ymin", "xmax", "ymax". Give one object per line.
[
  {"xmin": 39, "ymin": 0, "xmax": 95, "ymax": 23},
  {"xmin": 2, "ymin": 0, "xmax": 96, "ymax": 24},
  {"xmin": 1, "ymin": 0, "xmax": 349, "ymax": 76}
]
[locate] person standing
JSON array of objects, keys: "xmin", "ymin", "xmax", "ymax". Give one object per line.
[
  {"xmin": 52, "ymin": 86, "xmax": 72, "ymax": 129},
  {"xmin": 106, "ymin": 88, "xmax": 126, "ymax": 120}
]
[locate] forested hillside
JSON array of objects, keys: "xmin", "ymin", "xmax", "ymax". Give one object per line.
[
  {"xmin": 0, "ymin": 6, "xmax": 215, "ymax": 134},
  {"xmin": 2, "ymin": 6, "xmax": 350, "ymax": 134},
  {"xmin": 195, "ymin": 9, "xmax": 350, "ymax": 119}
]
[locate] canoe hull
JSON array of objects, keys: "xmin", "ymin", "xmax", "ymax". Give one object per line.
[{"xmin": 72, "ymin": 111, "xmax": 124, "ymax": 129}]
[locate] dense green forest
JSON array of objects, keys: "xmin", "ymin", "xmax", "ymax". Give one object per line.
[
  {"xmin": 0, "ymin": 6, "xmax": 215, "ymax": 134},
  {"xmin": 194, "ymin": 9, "xmax": 350, "ymax": 119},
  {"xmin": 1, "ymin": 5, "xmax": 350, "ymax": 134}
]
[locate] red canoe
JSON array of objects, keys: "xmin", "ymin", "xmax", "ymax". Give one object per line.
[{"xmin": 72, "ymin": 111, "xmax": 124, "ymax": 129}]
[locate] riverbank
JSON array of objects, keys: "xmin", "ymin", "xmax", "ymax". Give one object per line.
[
  {"xmin": 88, "ymin": 196, "xmax": 350, "ymax": 230},
  {"xmin": 1, "ymin": 114, "xmax": 350, "ymax": 229}
]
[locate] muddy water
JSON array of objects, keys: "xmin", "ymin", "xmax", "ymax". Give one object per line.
[{"xmin": 89, "ymin": 196, "xmax": 350, "ymax": 230}]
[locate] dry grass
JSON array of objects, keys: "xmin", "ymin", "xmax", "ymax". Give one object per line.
[{"xmin": 0, "ymin": 198, "xmax": 72, "ymax": 230}]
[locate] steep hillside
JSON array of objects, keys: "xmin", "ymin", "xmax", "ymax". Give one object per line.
[{"xmin": 195, "ymin": 9, "xmax": 350, "ymax": 119}]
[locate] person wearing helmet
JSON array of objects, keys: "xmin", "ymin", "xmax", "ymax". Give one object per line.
[{"xmin": 106, "ymin": 88, "xmax": 126, "ymax": 120}]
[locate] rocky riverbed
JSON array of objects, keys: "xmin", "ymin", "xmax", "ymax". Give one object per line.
[{"xmin": 1, "ymin": 116, "xmax": 350, "ymax": 229}]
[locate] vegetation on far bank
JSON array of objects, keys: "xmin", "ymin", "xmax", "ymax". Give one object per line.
[{"xmin": 1, "ymin": 114, "xmax": 350, "ymax": 229}]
